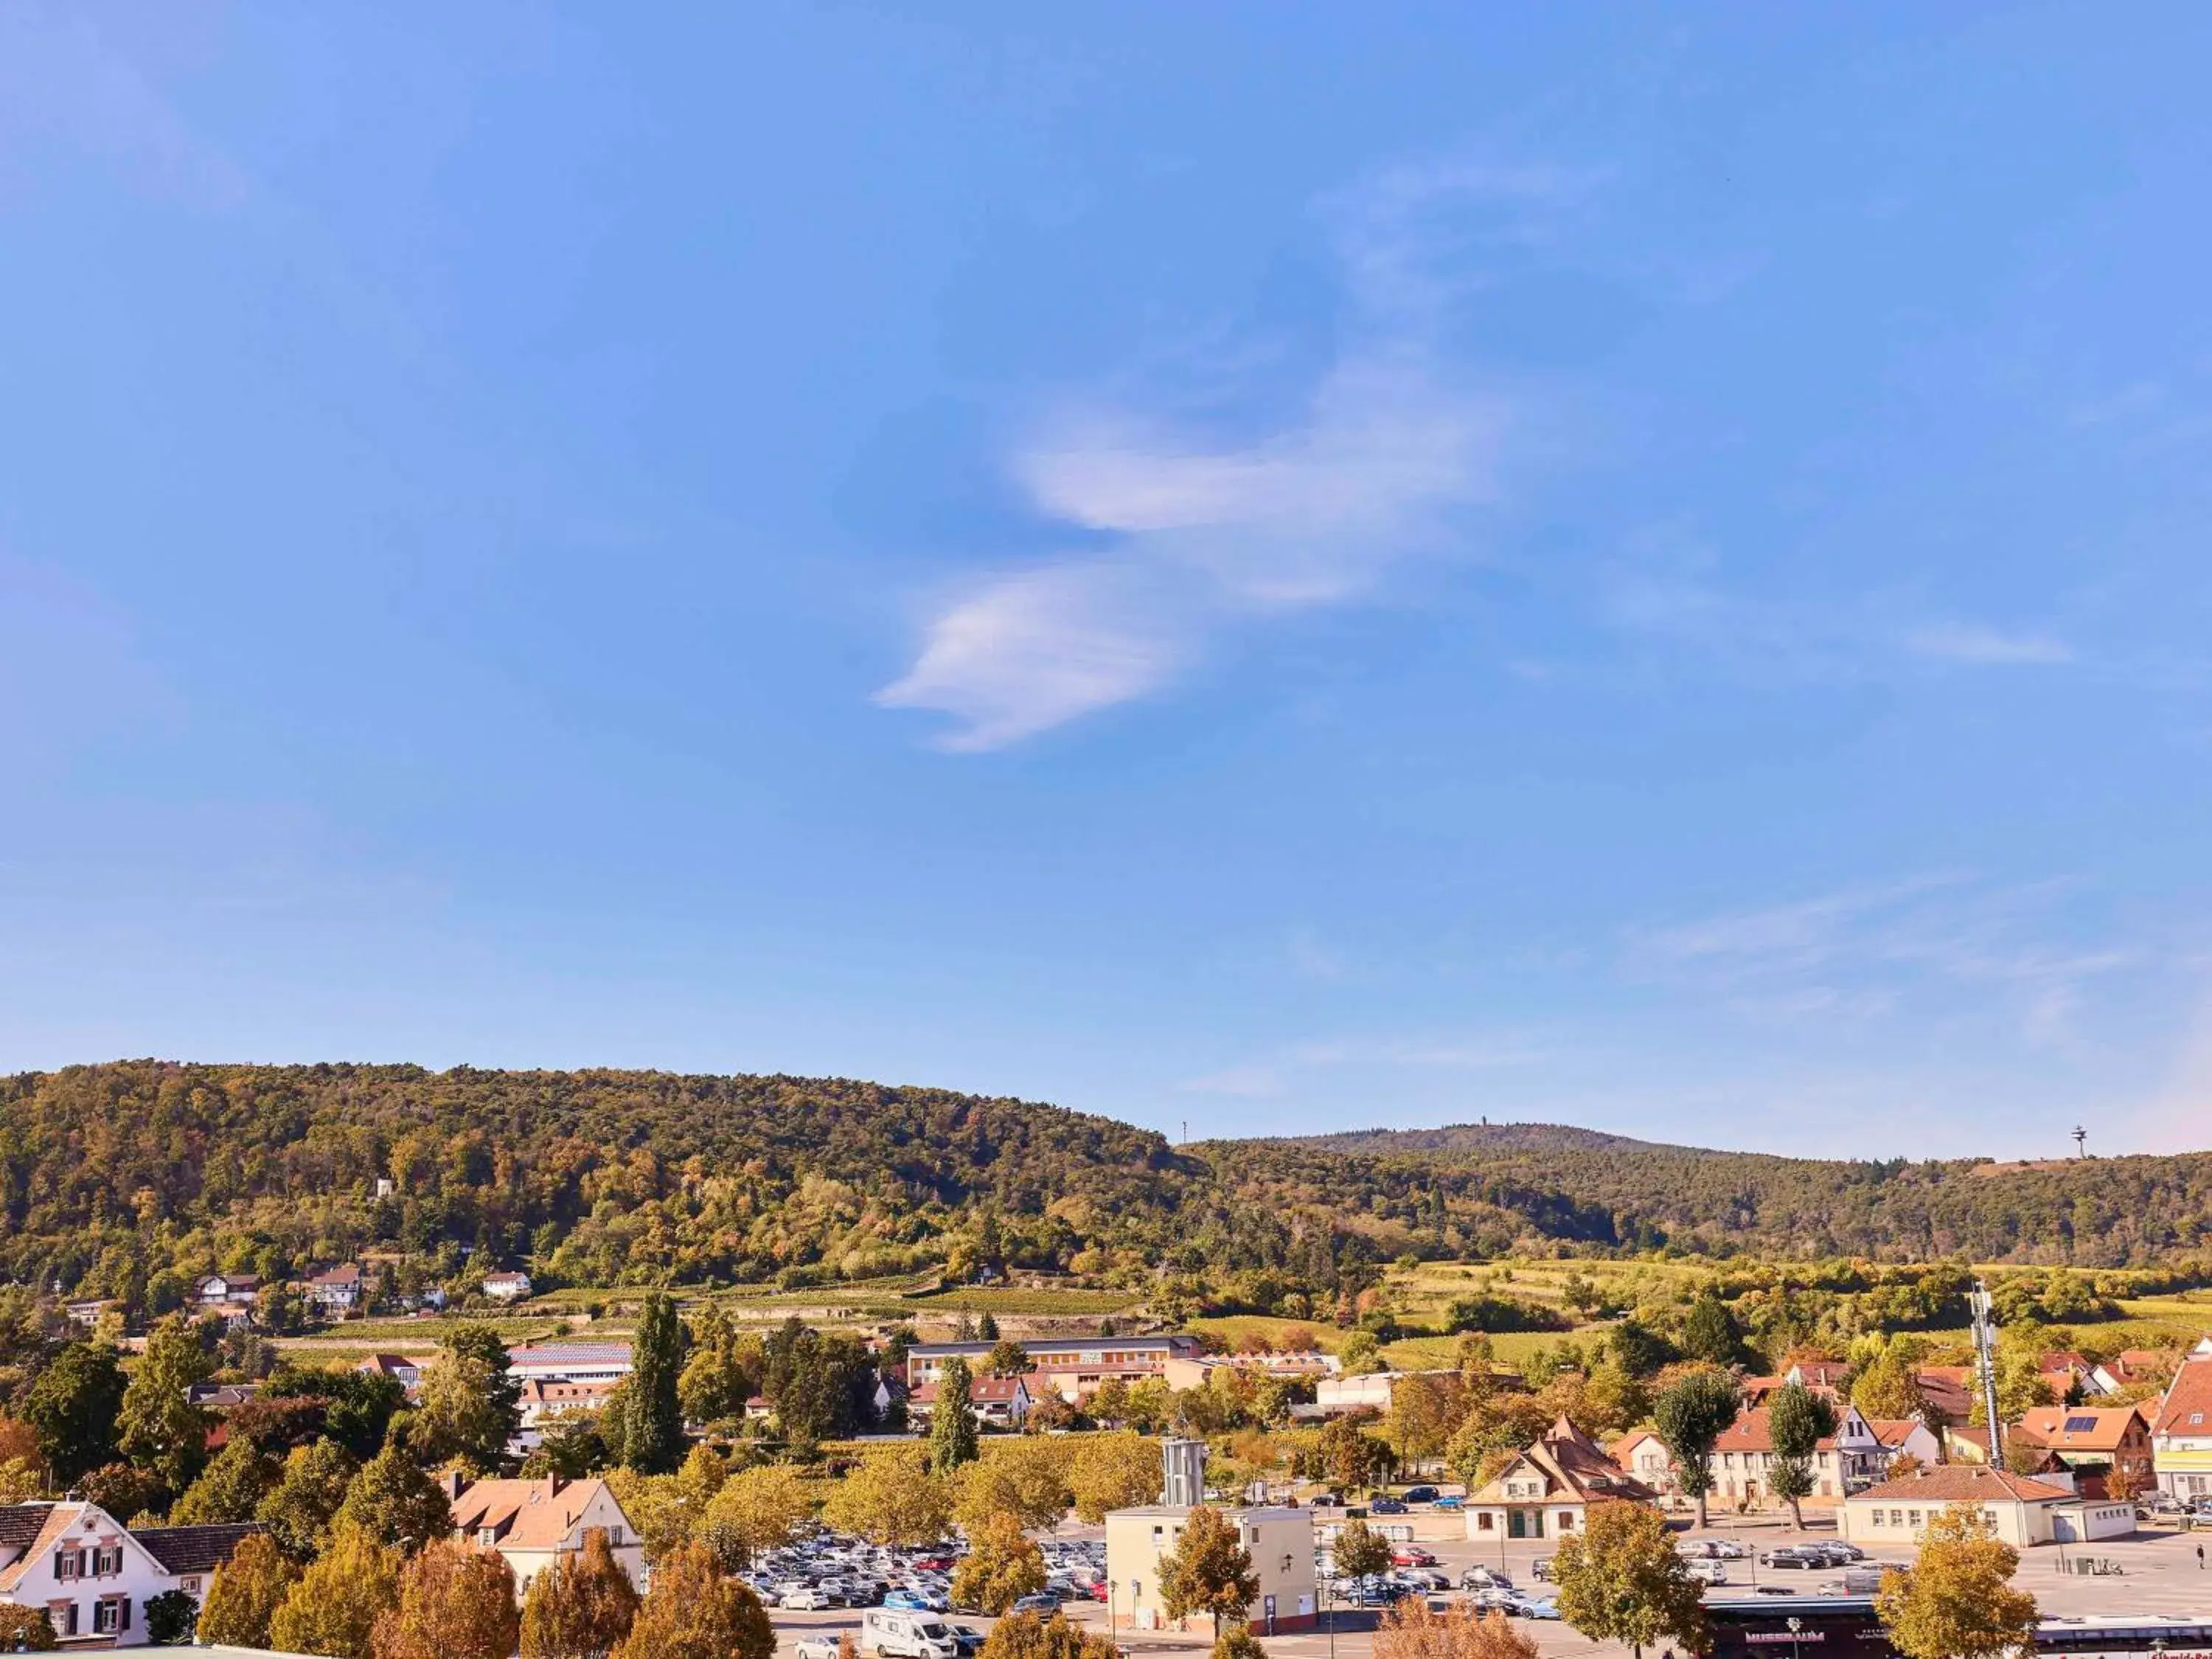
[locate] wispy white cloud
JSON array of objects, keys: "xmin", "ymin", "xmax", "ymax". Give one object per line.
[
  {"xmin": 877, "ymin": 159, "xmax": 1573, "ymax": 751},
  {"xmin": 1900, "ymin": 622, "xmax": 2073, "ymax": 666},
  {"xmin": 1597, "ymin": 559, "xmax": 2079, "ymax": 681},
  {"xmin": 1628, "ymin": 874, "xmax": 2138, "ymax": 1050}
]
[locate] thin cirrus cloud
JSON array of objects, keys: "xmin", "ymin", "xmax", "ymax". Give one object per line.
[{"xmin": 874, "ymin": 163, "xmax": 1561, "ymax": 753}]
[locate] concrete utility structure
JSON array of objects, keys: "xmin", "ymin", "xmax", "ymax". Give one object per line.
[{"xmin": 1104, "ymin": 1439, "xmax": 1317, "ymax": 1634}]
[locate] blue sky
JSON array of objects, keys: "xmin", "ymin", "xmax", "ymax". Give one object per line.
[{"xmin": 5, "ymin": 4, "xmax": 2211, "ymax": 1159}]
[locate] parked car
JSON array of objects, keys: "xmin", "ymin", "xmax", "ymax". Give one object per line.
[
  {"xmin": 798, "ymin": 1640, "xmax": 843, "ymax": 1659},
  {"xmin": 1391, "ymin": 1546, "xmax": 1437, "ymax": 1568},
  {"xmin": 1009, "ymin": 1595, "xmax": 1062, "ymax": 1618},
  {"xmin": 1369, "ymin": 1498, "xmax": 1410, "ymax": 1514},
  {"xmin": 1433, "ymin": 1495, "xmax": 1464, "ymax": 1512},
  {"xmin": 945, "ymin": 1627, "xmax": 986, "ymax": 1657},
  {"xmin": 1511, "ymin": 1597, "xmax": 1562, "ymax": 1621},
  {"xmin": 1530, "ymin": 1558, "xmax": 1554, "ymax": 1583},
  {"xmin": 1459, "ymin": 1567, "xmax": 1514, "ymax": 1592},
  {"xmin": 885, "ymin": 1590, "xmax": 935, "ymax": 1612},
  {"xmin": 1684, "ymin": 1561, "xmax": 1728, "ymax": 1585},
  {"xmin": 1402, "ymin": 1486, "xmax": 1441, "ymax": 1505},
  {"xmin": 781, "ymin": 1588, "xmax": 832, "ymax": 1610}
]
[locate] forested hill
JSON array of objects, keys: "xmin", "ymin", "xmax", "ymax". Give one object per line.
[
  {"xmin": 3, "ymin": 1064, "xmax": 2211, "ymax": 1312},
  {"xmin": 1222, "ymin": 1123, "xmax": 2212, "ymax": 1266}
]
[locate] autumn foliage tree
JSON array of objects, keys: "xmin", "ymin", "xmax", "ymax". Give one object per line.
[
  {"xmin": 1552, "ymin": 1500, "xmax": 1708, "ymax": 1659},
  {"xmin": 824, "ymin": 1447, "xmax": 956, "ymax": 1545},
  {"xmin": 270, "ymin": 1522, "xmax": 403, "ymax": 1659},
  {"xmin": 0, "ymin": 1607, "xmax": 56, "ymax": 1651},
  {"xmin": 1874, "ymin": 1504, "xmax": 2039, "ymax": 1659},
  {"xmin": 979, "ymin": 1611, "xmax": 1119, "ymax": 1659},
  {"xmin": 522, "ymin": 1528, "xmax": 641, "ymax": 1659},
  {"xmin": 957, "ymin": 1439, "xmax": 1072, "ymax": 1534},
  {"xmin": 950, "ymin": 1510, "xmax": 1048, "ymax": 1615},
  {"xmin": 373, "ymin": 1540, "xmax": 519, "ymax": 1659},
  {"xmin": 1329, "ymin": 1518, "xmax": 1392, "ymax": 1583},
  {"xmin": 611, "ymin": 1543, "xmax": 773, "ymax": 1659},
  {"xmin": 1374, "ymin": 1600, "xmax": 1540, "ymax": 1659},
  {"xmin": 1157, "ymin": 1505, "xmax": 1260, "ymax": 1638},
  {"xmin": 1068, "ymin": 1433, "xmax": 1164, "ymax": 1522},
  {"xmin": 196, "ymin": 1531, "xmax": 301, "ymax": 1649}
]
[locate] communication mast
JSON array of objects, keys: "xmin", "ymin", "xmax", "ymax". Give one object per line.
[
  {"xmin": 2072, "ymin": 1126, "xmax": 2087, "ymax": 1159},
  {"xmin": 1969, "ymin": 1280, "xmax": 2004, "ymax": 1467}
]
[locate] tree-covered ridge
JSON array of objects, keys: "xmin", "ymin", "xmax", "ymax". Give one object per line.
[
  {"xmin": 0, "ymin": 1061, "xmax": 1197, "ymax": 1298},
  {"xmin": 4, "ymin": 1064, "xmax": 2211, "ymax": 1309},
  {"xmin": 1242, "ymin": 1124, "xmax": 2212, "ymax": 1265}
]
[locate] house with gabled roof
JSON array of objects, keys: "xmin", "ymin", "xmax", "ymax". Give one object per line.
[
  {"xmin": 1464, "ymin": 1415, "xmax": 1655, "ymax": 1541},
  {"xmin": 2012, "ymin": 1404, "xmax": 2154, "ymax": 1496},
  {"xmin": 2150, "ymin": 1338, "xmax": 2212, "ymax": 1501},
  {"xmin": 0, "ymin": 1501, "xmax": 254, "ymax": 1646},
  {"xmin": 446, "ymin": 1476, "xmax": 644, "ymax": 1600}
]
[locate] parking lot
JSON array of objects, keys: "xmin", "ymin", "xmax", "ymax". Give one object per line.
[{"xmin": 763, "ymin": 1513, "xmax": 2212, "ymax": 1659}]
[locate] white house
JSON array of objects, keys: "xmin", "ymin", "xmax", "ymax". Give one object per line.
[
  {"xmin": 193, "ymin": 1274, "xmax": 261, "ymax": 1327},
  {"xmin": 0, "ymin": 1503, "xmax": 258, "ymax": 1646},
  {"xmin": 447, "ymin": 1477, "xmax": 644, "ymax": 1600},
  {"xmin": 909, "ymin": 1372, "xmax": 1031, "ymax": 1428},
  {"xmin": 1839, "ymin": 1464, "xmax": 2134, "ymax": 1548},
  {"xmin": 307, "ymin": 1262, "xmax": 364, "ymax": 1315},
  {"xmin": 483, "ymin": 1271, "xmax": 533, "ymax": 1303},
  {"xmin": 1710, "ymin": 1404, "xmax": 1937, "ymax": 1507}
]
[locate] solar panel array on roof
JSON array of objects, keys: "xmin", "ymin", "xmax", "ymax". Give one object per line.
[{"xmin": 2063, "ymin": 1415, "xmax": 2098, "ymax": 1432}]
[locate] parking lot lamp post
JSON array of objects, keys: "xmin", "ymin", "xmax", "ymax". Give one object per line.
[
  {"xmin": 1108, "ymin": 1580, "xmax": 1117, "ymax": 1638},
  {"xmin": 1323, "ymin": 1577, "xmax": 1335, "ymax": 1659},
  {"xmin": 1787, "ymin": 1615, "xmax": 1803, "ymax": 1659}
]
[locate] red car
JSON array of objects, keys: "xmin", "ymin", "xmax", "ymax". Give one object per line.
[{"xmin": 1391, "ymin": 1547, "xmax": 1437, "ymax": 1568}]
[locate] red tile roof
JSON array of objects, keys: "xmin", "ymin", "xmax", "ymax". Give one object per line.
[
  {"xmin": 2153, "ymin": 1355, "xmax": 2212, "ymax": 1438},
  {"xmin": 1850, "ymin": 1464, "xmax": 2072, "ymax": 1505},
  {"xmin": 2015, "ymin": 1405, "xmax": 2146, "ymax": 1453}
]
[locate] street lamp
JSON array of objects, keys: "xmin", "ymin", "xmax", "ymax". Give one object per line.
[
  {"xmin": 1107, "ymin": 1580, "xmax": 1117, "ymax": 1639},
  {"xmin": 1787, "ymin": 1615, "xmax": 1804, "ymax": 1659}
]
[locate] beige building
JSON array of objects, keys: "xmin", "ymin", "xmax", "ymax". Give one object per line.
[
  {"xmin": 1104, "ymin": 1504, "xmax": 1317, "ymax": 1634},
  {"xmin": 1838, "ymin": 1464, "xmax": 2135, "ymax": 1548},
  {"xmin": 447, "ymin": 1476, "xmax": 645, "ymax": 1599},
  {"xmin": 1466, "ymin": 1416, "xmax": 1655, "ymax": 1542}
]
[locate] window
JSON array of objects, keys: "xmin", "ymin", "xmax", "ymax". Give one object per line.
[
  {"xmin": 94, "ymin": 1598, "xmax": 127, "ymax": 1635},
  {"xmin": 94, "ymin": 1545, "xmax": 122, "ymax": 1576},
  {"xmin": 54, "ymin": 1548, "xmax": 83, "ymax": 1581},
  {"xmin": 46, "ymin": 1602, "xmax": 77, "ymax": 1638},
  {"xmin": 1476, "ymin": 1513, "xmax": 1494, "ymax": 1532},
  {"xmin": 1908, "ymin": 1510, "xmax": 1922, "ymax": 1528},
  {"xmin": 180, "ymin": 1577, "xmax": 202, "ymax": 1596}
]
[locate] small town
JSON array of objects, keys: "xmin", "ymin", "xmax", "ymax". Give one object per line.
[
  {"xmin": 7, "ymin": 6, "xmax": 2210, "ymax": 1659},
  {"xmin": 1, "ymin": 1261, "xmax": 2211, "ymax": 1659}
]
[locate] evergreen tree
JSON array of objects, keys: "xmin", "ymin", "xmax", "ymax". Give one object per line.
[
  {"xmin": 173, "ymin": 1439, "xmax": 279, "ymax": 1524},
  {"xmin": 1678, "ymin": 1292, "xmax": 1748, "ymax": 1369},
  {"xmin": 928, "ymin": 1357, "xmax": 981, "ymax": 1473},
  {"xmin": 116, "ymin": 1316, "xmax": 216, "ymax": 1495},
  {"xmin": 23, "ymin": 1342, "xmax": 126, "ymax": 1487},
  {"xmin": 257, "ymin": 1439, "xmax": 361, "ymax": 1561},
  {"xmin": 976, "ymin": 1314, "xmax": 1001, "ymax": 1341},
  {"xmin": 621, "ymin": 1293, "xmax": 686, "ymax": 1475}
]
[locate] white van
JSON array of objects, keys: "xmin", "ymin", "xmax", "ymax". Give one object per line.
[{"xmin": 861, "ymin": 1610, "xmax": 960, "ymax": 1659}]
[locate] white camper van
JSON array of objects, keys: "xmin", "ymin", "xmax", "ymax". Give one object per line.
[{"xmin": 861, "ymin": 1610, "xmax": 961, "ymax": 1659}]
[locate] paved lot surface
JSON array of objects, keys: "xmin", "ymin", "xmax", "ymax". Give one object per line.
[{"xmin": 767, "ymin": 1515, "xmax": 2212, "ymax": 1659}]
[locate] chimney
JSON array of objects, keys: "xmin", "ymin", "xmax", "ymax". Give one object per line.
[{"xmin": 442, "ymin": 1469, "xmax": 468, "ymax": 1502}]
